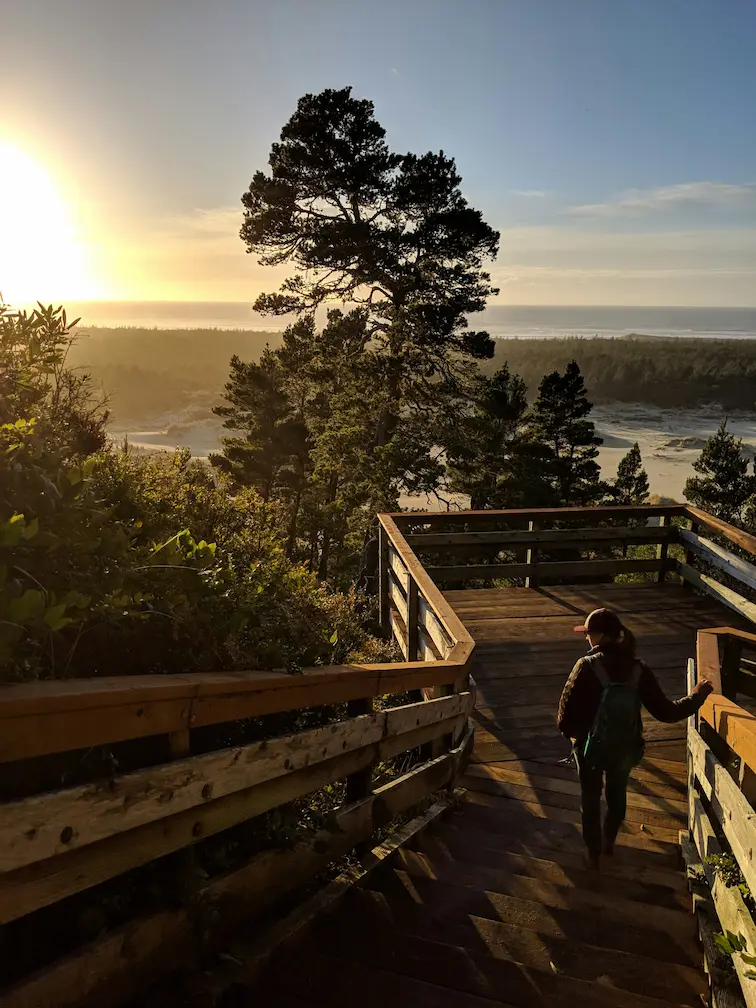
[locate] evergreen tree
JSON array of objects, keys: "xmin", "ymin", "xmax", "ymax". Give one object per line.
[
  {"xmin": 528, "ymin": 360, "xmax": 604, "ymax": 506},
  {"xmin": 212, "ymin": 310, "xmax": 439, "ymax": 581},
  {"xmin": 239, "ymin": 87, "xmax": 499, "ymax": 495},
  {"xmin": 445, "ymin": 366, "xmax": 552, "ymax": 509},
  {"xmin": 685, "ymin": 420, "xmax": 756, "ymax": 523},
  {"xmin": 609, "ymin": 443, "xmax": 649, "ymax": 505}
]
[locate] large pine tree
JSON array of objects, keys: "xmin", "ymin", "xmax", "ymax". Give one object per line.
[
  {"xmin": 685, "ymin": 420, "xmax": 756, "ymax": 523},
  {"xmin": 239, "ymin": 87, "xmax": 499, "ymax": 478},
  {"xmin": 528, "ymin": 360, "xmax": 605, "ymax": 506}
]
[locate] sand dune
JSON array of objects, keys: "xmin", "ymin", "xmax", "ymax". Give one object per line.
[{"xmin": 109, "ymin": 402, "xmax": 756, "ymax": 508}]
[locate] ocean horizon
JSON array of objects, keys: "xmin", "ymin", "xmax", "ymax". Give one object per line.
[{"xmin": 51, "ymin": 301, "xmax": 756, "ymax": 340}]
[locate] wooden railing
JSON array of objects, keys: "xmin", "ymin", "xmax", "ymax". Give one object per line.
[
  {"xmin": 384, "ymin": 504, "xmax": 687, "ymax": 590},
  {"xmin": 381, "ymin": 505, "xmax": 756, "ymax": 636},
  {"xmin": 5, "ymin": 500, "xmax": 756, "ymax": 1006},
  {"xmin": 685, "ymin": 628, "xmax": 756, "ymax": 1008},
  {"xmin": 0, "ymin": 519, "xmax": 474, "ymax": 1008}
]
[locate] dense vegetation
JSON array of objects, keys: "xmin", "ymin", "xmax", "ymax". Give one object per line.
[
  {"xmin": 0, "ymin": 301, "xmax": 386, "ymax": 682},
  {"xmin": 67, "ymin": 326, "xmax": 282, "ymax": 422},
  {"xmin": 66, "ymin": 328, "xmax": 756, "ymax": 429},
  {"xmin": 487, "ymin": 335, "xmax": 756, "ymax": 411}
]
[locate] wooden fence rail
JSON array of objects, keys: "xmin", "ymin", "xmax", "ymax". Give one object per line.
[
  {"xmin": 385, "ymin": 505, "xmax": 756, "ymax": 631},
  {"xmin": 0, "ymin": 515, "xmax": 475, "ymax": 1008},
  {"xmin": 6, "ymin": 500, "xmax": 756, "ymax": 1007},
  {"xmin": 685, "ymin": 629, "xmax": 756, "ymax": 1008}
]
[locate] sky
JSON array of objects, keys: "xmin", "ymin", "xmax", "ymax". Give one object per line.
[{"xmin": 1, "ymin": 0, "xmax": 756, "ymax": 307}]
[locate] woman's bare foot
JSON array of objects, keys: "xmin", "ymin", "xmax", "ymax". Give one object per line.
[{"xmin": 585, "ymin": 851, "xmax": 601, "ymax": 871}]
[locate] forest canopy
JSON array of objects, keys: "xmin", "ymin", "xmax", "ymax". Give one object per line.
[{"xmin": 67, "ymin": 327, "xmax": 756, "ymax": 425}]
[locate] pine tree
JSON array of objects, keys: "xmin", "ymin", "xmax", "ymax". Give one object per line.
[
  {"xmin": 211, "ymin": 310, "xmax": 439, "ymax": 581},
  {"xmin": 211, "ymin": 348, "xmax": 309, "ymax": 505},
  {"xmin": 528, "ymin": 360, "xmax": 605, "ymax": 506},
  {"xmin": 685, "ymin": 420, "xmax": 756, "ymax": 523},
  {"xmin": 445, "ymin": 366, "xmax": 552, "ymax": 509},
  {"xmin": 609, "ymin": 443, "xmax": 649, "ymax": 505},
  {"xmin": 240, "ymin": 88, "xmax": 499, "ymax": 492}
]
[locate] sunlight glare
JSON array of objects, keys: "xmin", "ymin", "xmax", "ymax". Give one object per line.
[{"xmin": 0, "ymin": 142, "xmax": 103, "ymax": 305}]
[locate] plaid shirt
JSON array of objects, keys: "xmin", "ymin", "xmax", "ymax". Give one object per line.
[{"xmin": 557, "ymin": 644, "xmax": 706, "ymax": 740}]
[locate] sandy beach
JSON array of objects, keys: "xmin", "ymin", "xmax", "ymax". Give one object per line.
[{"xmin": 110, "ymin": 401, "xmax": 756, "ymax": 508}]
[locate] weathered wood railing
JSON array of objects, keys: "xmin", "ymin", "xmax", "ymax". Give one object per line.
[
  {"xmin": 684, "ymin": 627, "xmax": 756, "ymax": 1008},
  {"xmin": 382, "ymin": 504, "xmax": 687, "ymax": 590},
  {"xmin": 0, "ymin": 518, "xmax": 474, "ymax": 1008},
  {"xmin": 381, "ymin": 505, "xmax": 756, "ymax": 636},
  {"xmin": 6, "ymin": 500, "xmax": 756, "ymax": 1006}
]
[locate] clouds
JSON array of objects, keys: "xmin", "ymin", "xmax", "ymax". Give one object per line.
[
  {"xmin": 511, "ymin": 189, "xmax": 550, "ymax": 198},
  {"xmin": 94, "ymin": 191, "xmax": 756, "ymax": 306},
  {"xmin": 488, "ymin": 224, "xmax": 756, "ymax": 304},
  {"xmin": 567, "ymin": 182, "xmax": 756, "ymax": 218}
]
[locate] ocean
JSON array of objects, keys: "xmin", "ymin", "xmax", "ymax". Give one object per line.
[{"xmin": 60, "ymin": 301, "xmax": 756, "ymax": 340}]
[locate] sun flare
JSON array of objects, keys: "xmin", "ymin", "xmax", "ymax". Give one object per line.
[{"xmin": 0, "ymin": 142, "xmax": 104, "ymax": 306}]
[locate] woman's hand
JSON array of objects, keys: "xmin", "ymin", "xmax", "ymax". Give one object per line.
[{"xmin": 693, "ymin": 680, "xmax": 715, "ymax": 697}]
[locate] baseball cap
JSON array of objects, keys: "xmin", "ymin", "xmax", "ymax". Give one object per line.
[{"xmin": 574, "ymin": 608, "xmax": 624, "ymax": 635}]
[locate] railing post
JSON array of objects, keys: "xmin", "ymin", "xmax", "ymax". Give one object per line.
[
  {"xmin": 167, "ymin": 729, "xmax": 201, "ymax": 899},
  {"xmin": 345, "ymin": 697, "xmax": 374, "ymax": 860},
  {"xmin": 378, "ymin": 522, "xmax": 390, "ymax": 635},
  {"xmin": 407, "ymin": 577, "xmax": 419, "ymax": 661},
  {"xmin": 682, "ymin": 519, "xmax": 699, "ymax": 592},
  {"xmin": 525, "ymin": 520, "xmax": 539, "ymax": 589},
  {"xmin": 656, "ymin": 515, "xmax": 669, "ymax": 583},
  {"xmin": 721, "ymin": 636, "xmax": 742, "ymax": 702}
]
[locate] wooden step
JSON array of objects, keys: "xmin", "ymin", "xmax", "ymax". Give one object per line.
[
  {"xmin": 438, "ymin": 808, "xmax": 684, "ymax": 867},
  {"xmin": 306, "ymin": 887, "xmax": 705, "ymax": 1006},
  {"xmin": 461, "ymin": 789, "xmax": 683, "ymax": 844},
  {"xmin": 425, "ymin": 817, "xmax": 688, "ymax": 879},
  {"xmin": 261, "ymin": 949, "xmax": 518, "ymax": 1008},
  {"xmin": 292, "ymin": 927, "xmax": 697, "ymax": 1008},
  {"xmin": 467, "ymin": 754, "xmax": 686, "ymax": 789},
  {"xmin": 464, "ymin": 760, "xmax": 687, "ymax": 804},
  {"xmin": 390, "ymin": 854, "xmax": 693, "ymax": 931},
  {"xmin": 462, "ymin": 772, "xmax": 685, "ymax": 829},
  {"xmin": 397, "ymin": 843, "xmax": 691, "ymax": 909},
  {"xmin": 368, "ymin": 868, "xmax": 700, "ymax": 967}
]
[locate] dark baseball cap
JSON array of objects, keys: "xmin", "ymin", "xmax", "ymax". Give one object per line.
[{"xmin": 574, "ymin": 608, "xmax": 624, "ymax": 635}]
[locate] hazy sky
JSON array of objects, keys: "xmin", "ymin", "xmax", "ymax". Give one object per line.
[{"xmin": 2, "ymin": 0, "xmax": 755, "ymax": 306}]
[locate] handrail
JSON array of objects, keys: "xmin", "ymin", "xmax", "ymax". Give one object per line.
[
  {"xmin": 388, "ymin": 503, "xmax": 687, "ymax": 522},
  {"xmin": 688, "ymin": 627, "xmax": 756, "ymax": 1008},
  {"xmin": 695, "ymin": 627, "xmax": 756, "ymax": 775},
  {"xmin": 3, "ymin": 500, "xmax": 755, "ymax": 1008},
  {"xmin": 0, "ymin": 513, "xmax": 477, "ymax": 1008},
  {"xmin": 377, "ymin": 513, "xmax": 474, "ymax": 663},
  {"xmin": 685, "ymin": 504, "xmax": 756, "ymax": 556}
]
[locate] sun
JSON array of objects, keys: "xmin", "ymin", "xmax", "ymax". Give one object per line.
[{"xmin": 0, "ymin": 142, "xmax": 104, "ymax": 306}]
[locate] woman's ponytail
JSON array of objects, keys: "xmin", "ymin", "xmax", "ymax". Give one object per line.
[{"xmin": 617, "ymin": 623, "xmax": 637, "ymax": 661}]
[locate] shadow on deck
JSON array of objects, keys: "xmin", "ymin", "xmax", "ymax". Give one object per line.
[{"xmin": 252, "ymin": 580, "xmax": 746, "ymax": 1008}]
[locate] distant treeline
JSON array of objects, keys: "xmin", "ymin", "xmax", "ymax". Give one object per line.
[
  {"xmin": 68, "ymin": 327, "xmax": 282, "ymax": 420},
  {"xmin": 487, "ymin": 335, "xmax": 756, "ymax": 411},
  {"xmin": 68, "ymin": 327, "xmax": 756, "ymax": 421}
]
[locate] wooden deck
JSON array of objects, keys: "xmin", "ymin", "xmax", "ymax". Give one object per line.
[{"xmin": 253, "ymin": 582, "xmax": 748, "ymax": 1007}]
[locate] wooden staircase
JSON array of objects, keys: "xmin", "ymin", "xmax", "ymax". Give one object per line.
[
  {"xmin": 251, "ymin": 580, "xmax": 752, "ymax": 1007},
  {"xmin": 4, "ymin": 505, "xmax": 756, "ymax": 1008}
]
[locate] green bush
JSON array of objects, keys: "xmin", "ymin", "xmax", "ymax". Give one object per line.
[{"xmin": 0, "ymin": 302, "xmax": 388, "ymax": 681}]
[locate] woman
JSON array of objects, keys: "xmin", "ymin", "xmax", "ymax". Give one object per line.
[{"xmin": 557, "ymin": 607, "xmax": 713, "ymax": 870}]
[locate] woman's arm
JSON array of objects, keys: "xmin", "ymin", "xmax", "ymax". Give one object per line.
[
  {"xmin": 557, "ymin": 658, "xmax": 591, "ymax": 738},
  {"xmin": 639, "ymin": 663, "xmax": 713, "ymax": 723}
]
